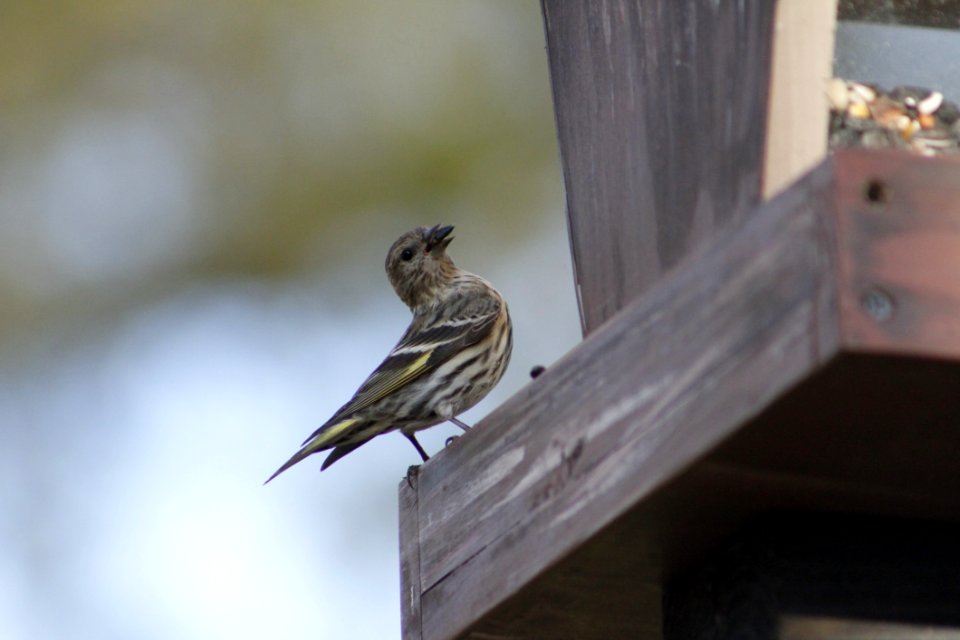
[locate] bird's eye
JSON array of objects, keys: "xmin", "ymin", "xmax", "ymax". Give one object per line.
[{"xmin": 400, "ymin": 248, "xmax": 415, "ymax": 262}]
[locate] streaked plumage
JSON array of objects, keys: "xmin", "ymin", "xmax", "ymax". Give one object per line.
[{"xmin": 265, "ymin": 224, "xmax": 512, "ymax": 483}]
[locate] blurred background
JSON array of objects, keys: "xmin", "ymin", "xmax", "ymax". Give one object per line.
[{"xmin": 0, "ymin": 2, "xmax": 580, "ymax": 639}]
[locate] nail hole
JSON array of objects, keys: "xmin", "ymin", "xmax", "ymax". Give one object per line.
[{"xmin": 864, "ymin": 179, "xmax": 889, "ymax": 204}]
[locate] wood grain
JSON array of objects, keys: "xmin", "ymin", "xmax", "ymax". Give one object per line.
[
  {"xmin": 834, "ymin": 150, "xmax": 960, "ymax": 358},
  {"xmin": 762, "ymin": 0, "xmax": 837, "ymax": 199},
  {"xmin": 542, "ymin": 0, "xmax": 777, "ymax": 334},
  {"xmin": 399, "ymin": 472, "xmax": 422, "ymax": 640}
]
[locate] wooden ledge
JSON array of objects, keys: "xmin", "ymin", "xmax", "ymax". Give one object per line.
[{"xmin": 399, "ymin": 150, "xmax": 960, "ymax": 640}]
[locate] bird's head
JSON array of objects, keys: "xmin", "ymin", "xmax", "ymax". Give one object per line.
[{"xmin": 385, "ymin": 224, "xmax": 457, "ymax": 309}]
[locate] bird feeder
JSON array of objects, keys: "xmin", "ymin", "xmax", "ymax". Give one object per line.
[
  {"xmin": 399, "ymin": 3, "xmax": 960, "ymax": 639},
  {"xmin": 765, "ymin": 0, "xmax": 960, "ymax": 197}
]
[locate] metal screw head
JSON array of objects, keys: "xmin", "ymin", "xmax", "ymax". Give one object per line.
[{"xmin": 860, "ymin": 287, "xmax": 895, "ymax": 322}]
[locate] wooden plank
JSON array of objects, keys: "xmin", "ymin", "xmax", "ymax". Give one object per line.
[
  {"xmin": 762, "ymin": 0, "xmax": 837, "ymax": 199},
  {"xmin": 541, "ymin": 0, "xmax": 778, "ymax": 334},
  {"xmin": 412, "ymin": 158, "xmax": 839, "ymax": 640},
  {"xmin": 781, "ymin": 616, "xmax": 960, "ymax": 640},
  {"xmin": 399, "ymin": 473, "xmax": 422, "ymax": 640},
  {"xmin": 833, "ymin": 151, "xmax": 960, "ymax": 358}
]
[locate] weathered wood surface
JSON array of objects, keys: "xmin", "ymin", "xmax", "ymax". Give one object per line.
[
  {"xmin": 398, "ymin": 473, "xmax": 422, "ymax": 640},
  {"xmin": 835, "ymin": 152, "xmax": 960, "ymax": 359},
  {"xmin": 542, "ymin": 0, "xmax": 777, "ymax": 334},
  {"xmin": 399, "ymin": 150, "xmax": 960, "ymax": 640}
]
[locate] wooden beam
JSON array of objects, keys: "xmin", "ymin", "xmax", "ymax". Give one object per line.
[
  {"xmin": 542, "ymin": 0, "xmax": 778, "ymax": 334},
  {"xmin": 398, "ymin": 150, "xmax": 960, "ymax": 639}
]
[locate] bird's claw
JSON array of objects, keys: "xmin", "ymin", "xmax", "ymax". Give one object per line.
[
  {"xmin": 405, "ymin": 464, "xmax": 420, "ymax": 490},
  {"xmin": 444, "ymin": 436, "xmax": 459, "ymax": 447}
]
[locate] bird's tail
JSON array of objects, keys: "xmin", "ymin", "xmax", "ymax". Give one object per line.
[
  {"xmin": 263, "ymin": 417, "xmax": 359, "ymax": 484},
  {"xmin": 319, "ymin": 441, "xmax": 366, "ymax": 470}
]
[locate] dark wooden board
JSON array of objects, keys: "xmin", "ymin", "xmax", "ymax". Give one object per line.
[
  {"xmin": 665, "ymin": 515, "xmax": 960, "ymax": 639},
  {"xmin": 398, "ymin": 151, "xmax": 960, "ymax": 640},
  {"xmin": 541, "ymin": 0, "xmax": 777, "ymax": 334}
]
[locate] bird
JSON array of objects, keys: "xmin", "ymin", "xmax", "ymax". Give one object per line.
[{"xmin": 265, "ymin": 224, "xmax": 512, "ymax": 483}]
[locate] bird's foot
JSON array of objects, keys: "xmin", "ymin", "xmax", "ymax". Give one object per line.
[
  {"xmin": 449, "ymin": 417, "xmax": 472, "ymax": 431},
  {"xmin": 444, "ymin": 436, "xmax": 459, "ymax": 447},
  {"xmin": 405, "ymin": 465, "xmax": 420, "ymax": 490}
]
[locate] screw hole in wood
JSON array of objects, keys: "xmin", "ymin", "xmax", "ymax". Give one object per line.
[{"xmin": 864, "ymin": 179, "xmax": 889, "ymax": 204}]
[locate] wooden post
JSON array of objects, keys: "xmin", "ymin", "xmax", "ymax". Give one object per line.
[
  {"xmin": 543, "ymin": 0, "xmax": 777, "ymax": 334},
  {"xmin": 762, "ymin": 0, "xmax": 838, "ymax": 199}
]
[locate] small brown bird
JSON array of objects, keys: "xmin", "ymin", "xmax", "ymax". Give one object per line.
[{"xmin": 265, "ymin": 224, "xmax": 512, "ymax": 483}]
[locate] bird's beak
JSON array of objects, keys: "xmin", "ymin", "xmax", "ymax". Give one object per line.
[{"xmin": 424, "ymin": 224, "xmax": 454, "ymax": 252}]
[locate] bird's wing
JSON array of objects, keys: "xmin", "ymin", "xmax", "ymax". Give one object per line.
[
  {"xmin": 264, "ymin": 292, "xmax": 502, "ymax": 484},
  {"xmin": 320, "ymin": 293, "xmax": 503, "ymax": 429}
]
